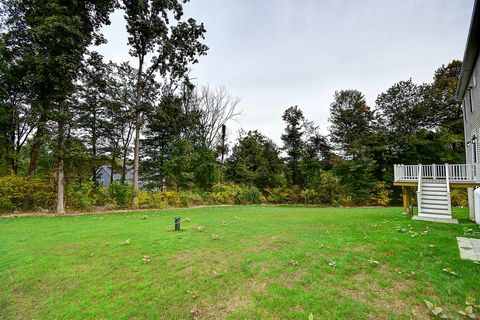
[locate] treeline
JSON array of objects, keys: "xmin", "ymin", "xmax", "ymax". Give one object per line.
[{"xmin": 0, "ymin": 1, "xmax": 466, "ymax": 213}]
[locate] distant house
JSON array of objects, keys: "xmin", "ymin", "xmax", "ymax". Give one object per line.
[
  {"xmin": 394, "ymin": 0, "xmax": 480, "ymax": 224},
  {"xmin": 92, "ymin": 165, "xmax": 134, "ymax": 187}
]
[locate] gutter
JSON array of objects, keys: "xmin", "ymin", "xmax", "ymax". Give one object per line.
[{"xmin": 456, "ymin": 0, "xmax": 480, "ymax": 100}]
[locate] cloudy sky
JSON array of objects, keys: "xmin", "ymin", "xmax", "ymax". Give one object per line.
[{"xmin": 97, "ymin": 0, "xmax": 475, "ymax": 144}]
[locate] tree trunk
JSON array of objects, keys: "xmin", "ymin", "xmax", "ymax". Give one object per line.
[
  {"xmin": 132, "ymin": 57, "xmax": 144, "ymax": 208},
  {"xmin": 28, "ymin": 104, "xmax": 48, "ymax": 179},
  {"xmin": 133, "ymin": 111, "xmax": 141, "ymax": 188},
  {"xmin": 91, "ymin": 107, "xmax": 97, "ymax": 186},
  {"xmin": 56, "ymin": 101, "xmax": 65, "ymax": 214},
  {"xmin": 121, "ymin": 147, "xmax": 128, "ymax": 183},
  {"xmin": 110, "ymin": 150, "xmax": 115, "ymax": 185}
]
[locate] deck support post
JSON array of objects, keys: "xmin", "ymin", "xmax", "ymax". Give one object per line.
[{"xmin": 402, "ymin": 186, "xmax": 412, "ymax": 214}]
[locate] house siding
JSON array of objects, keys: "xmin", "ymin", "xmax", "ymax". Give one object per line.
[{"xmin": 463, "ymin": 54, "xmax": 480, "ymax": 220}]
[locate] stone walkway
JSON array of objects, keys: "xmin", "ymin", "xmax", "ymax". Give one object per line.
[{"xmin": 457, "ymin": 237, "xmax": 480, "ymax": 261}]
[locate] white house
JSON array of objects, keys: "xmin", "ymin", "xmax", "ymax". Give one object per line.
[
  {"xmin": 458, "ymin": 0, "xmax": 480, "ymax": 223},
  {"xmin": 394, "ymin": 0, "xmax": 480, "ymax": 224}
]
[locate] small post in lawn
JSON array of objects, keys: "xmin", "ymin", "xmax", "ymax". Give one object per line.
[
  {"xmin": 174, "ymin": 216, "xmax": 181, "ymax": 231},
  {"xmin": 402, "ymin": 186, "xmax": 412, "ymax": 214}
]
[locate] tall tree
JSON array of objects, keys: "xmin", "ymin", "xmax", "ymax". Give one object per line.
[
  {"xmin": 2, "ymin": 0, "xmax": 116, "ymax": 213},
  {"xmin": 0, "ymin": 35, "xmax": 35, "ymax": 174},
  {"xmin": 75, "ymin": 52, "xmax": 111, "ymax": 182},
  {"xmin": 122, "ymin": 0, "xmax": 208, "ymax": 201},
  {"xmin": 328, "ymin": 90, "xmax": 374, "ymax": 158},
  {"xmin": 190, "ymin": 85, "xmax": 240, "ymax": 150},
  {"xmin": 226, "ymin": 130, "xmax": 285, "ymax": 189},
  {"xmin": 281, "ymin": 106, "xmax": 305, "ymax": 185}
]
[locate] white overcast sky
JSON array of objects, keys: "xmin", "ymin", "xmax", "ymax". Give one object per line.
[{"xmin": 96, "ymin": 0, "xmax": 475, "ymax": 145}]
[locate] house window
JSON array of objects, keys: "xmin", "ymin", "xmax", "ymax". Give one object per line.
[
  {"xmin": 472, "ymin": 135, "xmax": 477, "ymax": 164},
  {"xmin": 469, "ymin": 88, "xmax": 473, "ymax": 113},
  {"xmin": 463, "ymin": 101, "xmax": 467, "ymax": 122}
]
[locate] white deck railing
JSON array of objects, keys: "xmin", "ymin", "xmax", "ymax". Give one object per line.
[{"xmin": 394, "ymin": 164, "xmax": 477, "ymax": 182}]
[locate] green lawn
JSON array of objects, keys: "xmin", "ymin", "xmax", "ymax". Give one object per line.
[{"xmin": 1, "ymin": 206, "xmax": 479, "ymax": 320}]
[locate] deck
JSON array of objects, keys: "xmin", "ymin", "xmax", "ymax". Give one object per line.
[{"xmin": 394, "ymin": 164, "xmax": 480, "ymax": 188}]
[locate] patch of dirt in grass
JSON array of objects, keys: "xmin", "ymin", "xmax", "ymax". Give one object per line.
[
  {"xmin": 245, "ymin": 234, "xmax": 291, "ymax": 253},
  {"xmin": 348, "ymin": 243, "xmax": 377, "ymax": 252},
  {"xmin": 201, "ymin": 275, "xmax": 272, "ymax": 319},
  {"xmin": 341, "ymin": 269, "xmax": 429, "ymax": 319},
  {"xmin": 57, "ymin": 244, "xmax": 80, "ymax": 251},
  {"xmin": 278, "ymin": 268, "xmax": 307, "ymax": 289},
  {"xmin": 202, "ymin": 292, "xmax": 254, "ymax": 319}
]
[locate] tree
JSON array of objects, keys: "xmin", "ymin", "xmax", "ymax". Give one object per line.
[
  {"xmin": 281, "ymin": 106, "xmax": 305, "ymax": 186},
  {"xmin": 122, "ymin": 0, "xmax": 208, "ymax": 199},
  {"xmin": 424, "ymin": 60, "xmax": 464, "ymax": 162},
  {"xmin": 0, "ymin": 35, "xmax": 35, "ymax": 174},
  {"xmin": 142, "ymin": 93, "xmax": 191, "ymax": 187},
  {"xmin": 302, "ymin": 122, "xmax": 333, "ymax": 186},
  {"xmin": 1, "ymin": 0, "xmax": 116, "ymax": 213},
  {"xmin": 226, "ymin": 130, "xmax": 285, "ymax": 189},
  {"xmin": 75, "ymin": 52, "xmax": 111, "ymax": 183},
  {"xmin": 190, "ymin": 85, "xmax": 241, "ymax": 150},
  {"xmin": 328, "ymin": 90, "xmax": 374, "ymax": 158}
]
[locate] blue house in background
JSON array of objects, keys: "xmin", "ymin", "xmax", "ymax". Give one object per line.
[{"xmin": 93, "ymin": 165, "xmax": 134, "ymax": 187}]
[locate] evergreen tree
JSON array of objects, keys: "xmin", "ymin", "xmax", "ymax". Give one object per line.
[{"xmin": 281, "ymin": 106, "xmax": 305, "ymax": 186}]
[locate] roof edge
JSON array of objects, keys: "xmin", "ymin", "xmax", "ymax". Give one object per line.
[{"xmin": 456, "ymin": 0, "xmax": 480, "ymax": 100}]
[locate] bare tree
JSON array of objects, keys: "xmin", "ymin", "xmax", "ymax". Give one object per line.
[{"xmin": 193, "ymin": 85, "xmax": 241, "ymax": 150}]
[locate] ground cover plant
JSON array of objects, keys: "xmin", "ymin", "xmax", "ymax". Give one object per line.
[{"xmin": 1, "ymin": 206, "xmax": 479, "ymax": 319}]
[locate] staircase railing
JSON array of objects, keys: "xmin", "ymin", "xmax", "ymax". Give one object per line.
[
  {"xmin": 417, "ymin": 164, "xmax": 422, "ymax": 214},
  {"xmin": 445, "ymin": 163, "xmax": 452, "ymax": 215}
]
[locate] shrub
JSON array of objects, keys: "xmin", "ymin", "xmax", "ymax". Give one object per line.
[
  {"xmin": 65, "ymin": 181, "xmax": 97, "ymax": 211},
  {"xmin": 236, "ymin": 185, "xmax": 264, "ymax": 204},
  {"xmin": 178, "ymin": 191, "xmax": 204, "ymax": 207},
  {"xmin": 0, "ymin": 176, "xmax": 55, "ymax": 212},
  {"xmin": 368, "ymin": 182, "xmax": 392, "ymax": 206},
  {"xmin": 451, "ymin": 189, "xmax": 468, "ymax": 207},
  {"xmin": 108, "ymin": 182, "xmax": 136, "ymax": 209},
  {"xmin": 265, "ymin": 187, "xmax": 290, "ymax": 204},
  {"xmin": 300, "ymin": 188, "xmax": 317, "ymax": 204},
  {"xmin": 138, "ymin": 191, "xmax": 168, "ymax": 209},
  {"xmin": 210, "ymin": 183, "xmax": 241, "ymax": 204}
]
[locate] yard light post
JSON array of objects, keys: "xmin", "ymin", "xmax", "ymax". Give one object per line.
[{"xmin": 174, "ymin": 216, "xmax": 181, "ymax": 231}]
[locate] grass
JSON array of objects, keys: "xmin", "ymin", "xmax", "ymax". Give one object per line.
[{"xmin": 1, "ymin": 206, "xmax": 479, "ymax": 320}]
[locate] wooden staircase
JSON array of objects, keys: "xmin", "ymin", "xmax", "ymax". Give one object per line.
[{"xmin": 417, "ymin": 180, "xmax": 452, "ymax": 219}]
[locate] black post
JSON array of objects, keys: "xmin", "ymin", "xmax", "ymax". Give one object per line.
[{"xmin": 174, "ymin": 216, "xmax": 181, "ymax": 231}]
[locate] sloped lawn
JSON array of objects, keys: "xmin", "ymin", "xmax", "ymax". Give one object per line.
[{"xmin": 1, "ymin": 206, "xmax": 479, "ymax": 319}]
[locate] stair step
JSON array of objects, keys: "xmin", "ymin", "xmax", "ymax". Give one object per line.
[
  {"xmin": 422, "ymin": 185, "xmax": 447, "ymax": 189},
  {"xmin": 422, "ymin": 183, "xmax": 448, "ymax": 186},
  {"xmin": 422, "ymin": 194, "xmax": 448, "ymax": 200},
  {"xmin": 422, "ymin": 201, "xmax": 449, "ymax": 207},
  {"xmin": 421, "ymin": 202, "xmax": 449, "ymax": 208},
  {"xmin": 422, "ymin": 187, "xmax": 447, "ymax": 193},
  {"xmin": 421, "ymin": 207, "xmax": 450, "ymax": 213},
  {"xmin": 421, "ymin": 211, "xmax": 451, "ymax": 216}
]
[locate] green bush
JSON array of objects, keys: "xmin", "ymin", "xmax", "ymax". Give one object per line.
[
  {"xmin": 0, "ymin": 176, "xmax": 55, "ymax": 212},
  {"xmin": 451, "ymin": 189, "xmax": 468, "ymax": 207},
  {"xmin": 265, "ymin": 187, "xmax": 290, "ymax": 204},
  {"xmin": 300, "ymin": 188, "xmax": 317, "ymax": 204},
  {"xmin": 108, "ymin": 182, "xmax": 136, "ymax": 209},
  {"xmin": 138, "ymin": 191, "xmax": 168, "ymax": 209},
  {"xmin": 178, "ymin": 191, "xmax": 204, "ymax": 207},
  {"xmin": 65, "ymin": 181, "xmax": 97, "ymax": 211},
  {"xmin": 210, "ymin": 183, "xmax": 241, "ymax": 204},
  {"xmin": 236, "ymin": 185, "xmax": 264, "ymax": 204},
  {"xmin": 368, "ymin": 182, "xmax": 392, "ymax": 206}
]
